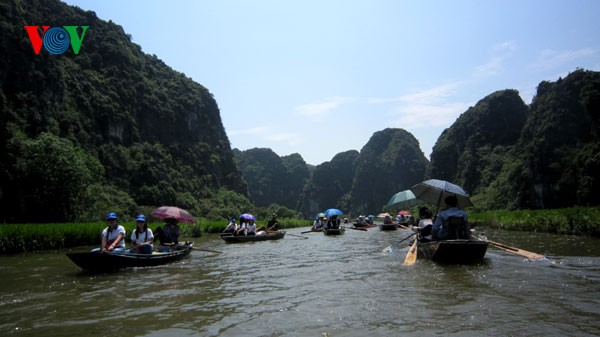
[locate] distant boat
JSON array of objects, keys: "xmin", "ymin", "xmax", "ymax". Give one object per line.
[
  {"xmin": 221, "ymin": 230, "xmax": 286, "ymax": 243},
  {"xmin": 323, "ymin": 227, "xmax": 345, "ymax": 235},
  {"xmin": 379, "ymin": 223, "xmax": 398, "ymax": 231}
]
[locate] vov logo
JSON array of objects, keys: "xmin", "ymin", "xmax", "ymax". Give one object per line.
[{"xmin": 24, "ymin": 26, "xmax": 89, "ymax": 55}]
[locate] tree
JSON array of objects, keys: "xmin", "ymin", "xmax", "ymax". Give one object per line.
[{"xmin": 14, "ymin": 133, "xmax": 104, "ymax": 221}]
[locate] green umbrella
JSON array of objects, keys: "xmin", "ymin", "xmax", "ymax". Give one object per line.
[{"xmin": 385, "ymin": 190, "xmax": 422, "ymax": 209}]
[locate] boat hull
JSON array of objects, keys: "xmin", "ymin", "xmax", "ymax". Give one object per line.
[
  {"xmin": 67, "ymin": 244, "xmax": 193, "ymax": 273},
  {"xmin": 221, "ymin": 230, "xmax": 286, "ymax": 243},
  {"xmin": 417, "ymin": 239, "xmax": 488, "ymax": 264},
  {"xmin": 323, "ymin": 227, "xmax": 345, "ymax": 235},
  {"xmin": 379, "ymin": 223, "xmax": 398, "ymax": 231}
]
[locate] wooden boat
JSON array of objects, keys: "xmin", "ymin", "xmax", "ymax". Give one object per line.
[
  {"xmin": 379, "ymin": 223, "xmax": 398, "ymax": 231},
  {"xmin": 67, "ymin": 242, "xmax": 193, "ymax": 273},
  {"xmin": 221, "ymin": 230, "xmax": 286, "ymax": 243},
  {"xmin": 323, "ymin": 227, "xmax": 345, "ymax": 235},
  {"xmin": 416, "ymin": 239, "xmax": 488, "ymax": 264}
]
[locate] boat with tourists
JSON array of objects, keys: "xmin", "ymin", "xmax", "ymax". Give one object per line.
[
  {"xmin": 221, "ymin": 230, "xmax": 286, "ymax": 243},
  {"xmin": 379, "ymin": 223, "xmax": 398, "ymax": 231},
  {"xmin": 416, "ymin": 238, "xmax": 488, "ymax": 264},
  {"xmin": 323, "ymin": 227, "xmax": 345, "ymax": 235},
  {"xmin": 67, "ymin": 242, "xmax": 194, "ymax": 273}
]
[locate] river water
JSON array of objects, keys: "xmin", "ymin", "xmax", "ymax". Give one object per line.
[{"xmin": 1, "ymin": 227, "xmax": 599, "ymax": 337}]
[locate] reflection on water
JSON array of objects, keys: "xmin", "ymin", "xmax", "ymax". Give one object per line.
[{"xmin": 0, "ymin": 228, "xmax": 599, "ymax": 336}]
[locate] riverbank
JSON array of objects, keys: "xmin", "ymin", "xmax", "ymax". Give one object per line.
[
  {"xmin": 1, "ymin": 208, "xmax": 598, "ymax": 254},
  {"xmin": 0, "ymin": 219, "xmax": 312, "ymax": 254}
]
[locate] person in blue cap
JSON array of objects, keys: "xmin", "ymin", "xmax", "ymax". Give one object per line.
[
  {"xmin": 222, "ymin": 217, "xmax": 238, "ymax": 234},
  {"xmin": 129, "ymin": 214, "xmax": 154, "ymax": 254},
  {"xmin": 97, "ymin": 212, "xmax": 126, "ymax": 253}
]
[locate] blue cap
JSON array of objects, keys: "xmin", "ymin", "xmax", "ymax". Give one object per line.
[
  {"xmin": 106, "ymin": 212, "xmax": 118, "ymax": 220},
  {"xmin": 136, "ymin": 214, "xmax": 146, "ymax": 222}
]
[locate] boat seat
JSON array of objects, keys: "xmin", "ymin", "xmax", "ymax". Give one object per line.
[{"xmin": 447, "ymin": 216, "xmax": 470, "ymax": 240}]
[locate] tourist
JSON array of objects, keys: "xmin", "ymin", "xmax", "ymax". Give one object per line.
[
  {"xmin": 432, "ymin": 196, "xmax": 470, "ymax": 240},
  {"xmin": 129, "ymin": 214, "xmax": 154, "ymax": 254},
  {"xmin": 96, "ymin": 212, "xmax": 126, "ymax": 253},
  {"xmin": 223, "ymin": 218, "xmax": 238, "ymax": 234},
  {"xmin": 155, "ymin": 217, "xmax": 180, "ymax": 244}
]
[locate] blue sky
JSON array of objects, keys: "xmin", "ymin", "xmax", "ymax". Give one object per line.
[{"xmin": 64, "ymin": 0, "xmax": 600, "ymax": 165}]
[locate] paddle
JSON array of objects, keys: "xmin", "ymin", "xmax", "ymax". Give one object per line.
[
  {"xmin": 161, "ymin": 242, "xmax": 222, "ymax": 254},
  {"xmin": 287, "ymin": 233, "xmax": 309, "ymax": 239},
  {"xmin": 403, "ymin": 238, "xmax": 418, "ymax": 265},
  {"xmin": 483, "ymin": 239, "xmax": 545, "ymax": 260},
  {"xmin": 346, "ymin": 226, "xmax": 368, "ymax": 231},
  {"xmin": 382, "ymin": 232, "xmax": 417, "ymax": 253},
  {"xmin": 301, "ymin": 229, "xmax": 322, "ymax": 234},
  {"xmin": 192, "ymin": 247, "xmax": 222, "ymax": 254}
]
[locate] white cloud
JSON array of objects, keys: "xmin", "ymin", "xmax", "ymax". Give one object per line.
[
  {"xmin": 366, "ymin": 82, "xmax": 469, "ymax": 130},
  {"xmin": 228, "ymin": 126, "xmax": 269, "ymax": 136},
  {"xmin": 390, "ymin": 102, "xmax": 470, "ymax": 129},
  {"xmin": 492, "ymin": 41, "xmax": 517, "ymax": 53},
  {"xmin": 534, "ymin": 48, "xmax": 596, "ymax": 70},
  {"xmin": 294, "ymin": 96, "xmax": 353, "ymax": 117},
  {"xmin": 474, "ymin": 41, "xmax": 517, "ymax": 78},
  {"xmin": 369, "ymin": 82, "xmax": 461, "ymax": 105},
  {"xmin": 398, "ymin": 82, "xmax": 461, "ymax": 104},
  {"xmin": 474, "ymin": 56, "xmax": 504, "ymax": 77},
  {"xmin": 265, "ymin": 132, "xmax": 304, "ymax": 146}
]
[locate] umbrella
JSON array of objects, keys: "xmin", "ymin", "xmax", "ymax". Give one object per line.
[
  {"xmin": 323, "ymin": 208, "xmax": 343, "ymax": 217},
  {"xmin": 377, "ymin": 212, "xmax": 391, "ymax": 218},
  {"xmin": 385, "ymin": 190, "xmax": 422, "ymax": 209},
  {"xmin": 151, "ymin": 206, "xmax": 195, "ymax": 224},
  {"xmin": 397, "ymin": 210, "xmax": 411, "ymax": 216},
  {"xmin": 410, "ymin": 179, "xmax": 473, "ymax": 209},
  {"xmin": 316, "ymin": 212, "xmax": 326, "ymax": 218},
  {"xmin": 240, "ymin": 213, "xmax": 256, "ymax": 221},
  {"xmin": 368, "ymin": 215, "xmax": 376, "ymax": 219}
]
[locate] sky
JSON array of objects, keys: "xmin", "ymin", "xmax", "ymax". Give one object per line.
[{"xmin": 63, "ymin": 0, "xmax": 600, "ymax": 165}]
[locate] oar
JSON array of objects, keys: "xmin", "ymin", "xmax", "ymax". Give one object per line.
[
  {"xmin": 484, "ymin": 239, "xmax": 545, "ymax": 260},
  {"xmin": 287, "ymin": 233, "xmax": 309, "ymax": 239},
  {"xmin": 346, "ymin": 226, "xmax": 368, "ymax": 231},
  {"xmin": 382, "ymin": 232, "xmax": 417, "ymax": 253},
  {"xmin": 402, "ymin": 238, "xmax": 418, "ymax": 265},
  {"xmin": 192, "ymin": 247, "xmax": 222, "ymax": 254},
  {"xmin": 301, "ymin": 229, "xmax": 322, "ymax": 234},
  {"xmin": 162, "ymin": 242, "xmax": 222, "ymax": 254}
]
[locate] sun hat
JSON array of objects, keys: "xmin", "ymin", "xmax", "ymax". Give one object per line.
[
  {"xmin": 106, "ymin": 212, "xmax": 118, "ymax": 220},
  {"xmin": 136, "ymin": 214, "xmax": 146, "ymax": 222}
]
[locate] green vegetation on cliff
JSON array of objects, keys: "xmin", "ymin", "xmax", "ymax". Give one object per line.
[
  {"xmin": 0, "ymin": 0, "xmax": 248, "ymax": 222},
  {"xmin": 429, "ymin": 70, "xmax": 600, "ymax": 211}
]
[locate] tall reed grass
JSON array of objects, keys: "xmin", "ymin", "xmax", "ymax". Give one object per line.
[
  {"xmin": 0, "ymin": 218, "xmax": 313, "ymax": 253},
  {"xmin": 470, "ymin": 206, "xmax": 600, "ymax": 236}
]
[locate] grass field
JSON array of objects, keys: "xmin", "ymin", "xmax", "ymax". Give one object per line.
[
  {"xmin": 470, "ymin": 206, "xmax": 600, "ymax": 236},
  {"xmin": 0, "ymin": 218, "xmax": 313, "ymax": 253}
]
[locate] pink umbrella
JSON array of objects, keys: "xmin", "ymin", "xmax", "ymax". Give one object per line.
[
  {"xmin": 151, "ymin": 206, "xmax": 195, "ymax": 224},
  {"xmin": 397, "ymin": 210, "xmax": 411, "ymax": 216}
]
